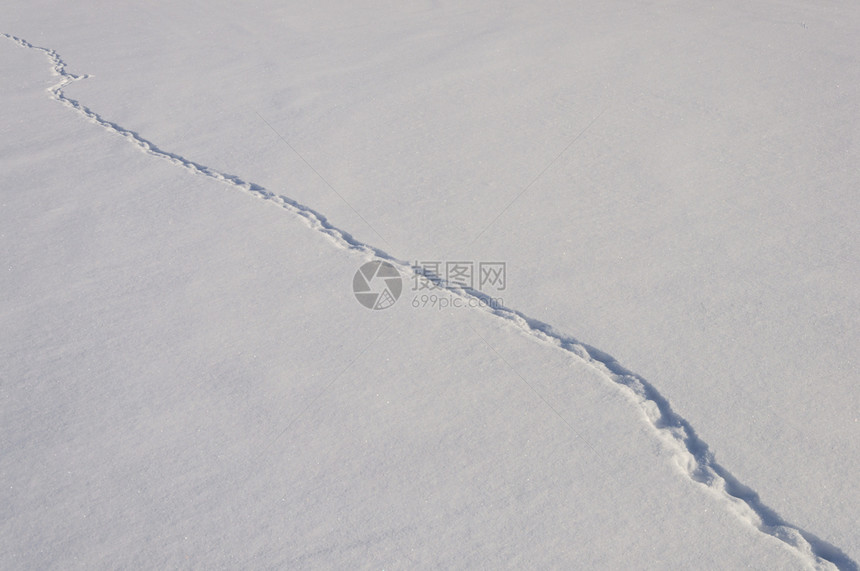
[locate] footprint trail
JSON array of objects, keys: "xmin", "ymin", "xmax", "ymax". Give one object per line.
[{"xmin": 3, "ymin": 33, "xmax": 856, "ymax": 571}]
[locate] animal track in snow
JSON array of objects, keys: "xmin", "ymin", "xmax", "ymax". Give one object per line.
[{"xmin": 3, "ymin": 32, "xmax": 856, "ymax": 571}]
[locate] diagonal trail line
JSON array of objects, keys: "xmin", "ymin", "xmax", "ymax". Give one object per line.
[
  {"xmin": 255, "ymin": 111, "xmax": 392, "ymax": 249},
  {"xmin": 1, "ymin": 34, "xmax": 395, "ymax": 263},
  {"xmin": 3, "ymin": 33, "xmax": 855, "ymax": 571}
]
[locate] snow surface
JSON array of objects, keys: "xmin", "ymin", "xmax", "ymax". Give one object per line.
[{"xmin": 2, "ymin": 1, "xmax": 858, "ymax": 569}]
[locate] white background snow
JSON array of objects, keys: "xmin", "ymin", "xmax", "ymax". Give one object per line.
[{"xmin": 2, "ymin": 1, "xmax": 858, "ymax": 568}]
